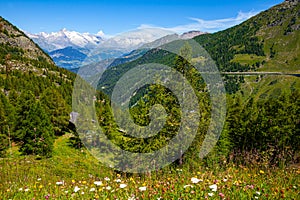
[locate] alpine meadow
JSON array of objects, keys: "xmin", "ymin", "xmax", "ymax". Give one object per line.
[{"xmin": 0, "ymin": 0, "xmax": 299, "ymax": 199}]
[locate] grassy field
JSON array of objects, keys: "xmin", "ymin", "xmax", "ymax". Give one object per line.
[{"xmin": 0, "ymin": 134, "xmax": 299, "ymax": 200}]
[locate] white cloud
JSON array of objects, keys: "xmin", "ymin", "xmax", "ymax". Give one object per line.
[{"xmin": 137, "ymin": 11, "xmax": 259, "ymax": 34}]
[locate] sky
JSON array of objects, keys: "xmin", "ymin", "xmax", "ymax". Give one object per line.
[{"xmin": 0, "ymin": 0, "xmax": 283, "ymax": 36}]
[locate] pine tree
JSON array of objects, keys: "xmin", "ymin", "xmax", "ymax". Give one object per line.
[
  {"xmin": 14, "ymin": 90, "xmax": 36, "ymax": 141},
  {"xmin": 19, "ymin": 101, "xmax": 54, "ymax": 157},
  {"xmin": 40, "ymin": 88, "xmax": 70, "ymax": 136},
  {"xmin": 0, "ymin": 99, "xmax": 9, "ymax": 157}
]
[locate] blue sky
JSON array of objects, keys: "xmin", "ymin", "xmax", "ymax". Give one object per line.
[{"xmin": 0, "ymin": 0, "xmax": 283, "ymax": 35}]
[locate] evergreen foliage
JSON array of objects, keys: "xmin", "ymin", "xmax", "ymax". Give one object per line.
[{"xmin": 19, "ymin": 101, "xmax": 54, "ymax": 157}]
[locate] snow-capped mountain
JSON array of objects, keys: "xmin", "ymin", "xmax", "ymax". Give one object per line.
[
  {"xmin": 27, "ymin": 28, "xmax": 103, "ymax": 52},
  {"xmin": 27, "ymin": 28, "xmax": 176, "ymax": 52},
  {"xmin": 100, "ymin": 28, "xmax": 174, "ymax": 50},
  {"xmin": 26, "ymin": 28, "xmax": 206, "ymax": 70}
]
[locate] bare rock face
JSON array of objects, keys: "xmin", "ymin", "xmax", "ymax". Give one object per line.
[
  {"xmin": 180, "ymin": 31, "xmax": 207, "ymax": 39},
  {"xmin": 284, "ymin": 0, "xmax": 299, "ymax": 6},
  {"xmin": 0, "ymin": 17, "xmax": 54, "ymax": 64}
]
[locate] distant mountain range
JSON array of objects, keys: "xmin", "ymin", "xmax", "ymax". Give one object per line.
[
  {"xmin": 97, "ymin": 0, "xmax": 300, "ymax": 95},
  {"xmin": 26, "ymin": 28, "xmax": 103, "ymax": 52},
  {"xmin": 26, "ymin": 28, "xmax": 206, "ymax": 70}
]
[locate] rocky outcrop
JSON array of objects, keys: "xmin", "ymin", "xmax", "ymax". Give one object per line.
[{"xmin": 0, "ymin": 16, "xmax": 54, "ymax": 64}]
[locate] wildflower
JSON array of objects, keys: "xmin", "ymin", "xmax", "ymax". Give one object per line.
[
  {"xmin": 56, "ymin": 181, "xmax": 64, "ymax": 186},
  {"xmin": 209, "ymin": 184, "xmax": 217, "ymax": 192},
  {"xmin": 191, "ymin": 177, "xmax": 202, "ymax": 184},
  {"xmin": 37, "ymin": 178, "xmax": 41, "ymax": 181},
  {"xmin": 233, "ymin": 180, "xmax": 239, "ymax": 186},
  {"xmin": 256, "ymin": 191, "xmax": 261, "ymax": 195},
  {"xmin": 104, "ymin": 177, "xmax": 110, "ymax": 181},
  {"xmin": 6, "ymin": 189, "xmax": 10, "ymax": 192},
  {"xmin": 94, "ymin": 181, "xmax": 103, "ymax": 186},
  {"xmin": 120, "ymin": 183, "xmax": 127, "ymax": 189},
  {"xmin": 39, "ymin": 185, "xmax": 43, "ymax": 189},
  {"xmin": 259, "ymin": 170, "xmax": 264, "ymax": 174},
  {"xmin": 82, "ymin": 181, "xmax": 87, "ymax": 184},
  {"xmin": 176, "ymin": 169, "xmax": 183, "ymax": 172},
  {"xmin": 65, "ymin": 191, "xmax": 68, "ymax": 193},
  {"xmin": 18, "ymin": 188, "xmax": 23, "ymax": 191},
  {"xmin": 90, "ymin": 188, "xmax": 95, "ymax": 192},
  {"xmin": 115, "ymin": 179, "xmax": 122, "ymax": 183},
  {"xmin": 24, "ymin": 188, "xmax": 29, "ymax": 192},
  {"xmin": 139, "ymin": 186, "xmax": 147, "ymax": 191},
  {"xmin": 184, "ymin": 185, "xmax": 194, "ymax": 188},
  {"xmin": 254, "ymin": 197, "xmax": 259, "ymax": 199},
  {"xmin": 219, "ymin": 192, "xmax": 225, "ymax": 198},
  {"xmin": 129, "ymin": 177, "xmax": 135, "ymax": 184},
  {"xmin": 72, "ymin": 180, "xmax": 75, "ymax": 184},
  {"xmin": 81, "ymin": 191, "xmax": 84, "ymax": 195},
  {"xmin": 128, "ymin": 196, "xmax": 136, "ymax": 200},
  {"xmin": 74, "ymin": 186, "xmax": 80, "ymax": 193},
  {"xmin": 247, "ymin": 185, "xmax": 254, "ymax": 189},
  {"xmin": 106, "ymin": 186, "xmax": 112, "ymax": 190},
  {"xmin": 208, "ymin": 193, "xmax": 214, "ymax": 197},
  {"xmin": 223, "ymin": 178, "xmax": 228, "ymax": 182}
]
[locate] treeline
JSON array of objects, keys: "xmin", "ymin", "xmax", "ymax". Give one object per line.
[
  {"xmin": 218, "ymin": 90, "xmax": 300, "ymax": 166},
  {"xmin": 0, "ymin": 41, "xmax": 76, "ymax": 157},
  {"xmin": 91, "ymin": 44, "xmax": 300, "ymax": 168},
  {"xmin": 0, "ymin": 87, "xmax": 71, "ymax": 157}
]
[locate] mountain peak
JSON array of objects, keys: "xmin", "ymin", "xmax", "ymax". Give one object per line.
[
  {"xmin": 180, "ymin": 30, "xmax": 207, "ymax": 39},
  {"xmin": 28, "ymin": 29, "xmax": 103, "ymax": 51}
]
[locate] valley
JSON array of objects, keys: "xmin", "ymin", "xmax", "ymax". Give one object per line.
[{"xmin": 0, "ymin": 0, "xmax": 299, "ymax": 199}]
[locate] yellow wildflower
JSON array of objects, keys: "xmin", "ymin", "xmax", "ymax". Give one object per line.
[{"xmin": 259, "ymin": 170, "xmax": 265, "ymax": 174}]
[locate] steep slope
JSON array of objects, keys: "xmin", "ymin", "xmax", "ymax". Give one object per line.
[
  {"xmin": 0, "ymin": 17, "xmax": 53, "ymax": 65},
  {"xmin": 97, "ymin": 0, "xmax": 300, "ymax": 95},
  {"xmin": 193, "ymin": 0, "xmax": 300, "ymax": 73},
  {"xmin": 0, "ymin": 17, "xmax": 77, "ymax": 157},
  {"xmin": 0, "ymin": 16, "xmax": 75, "ymax": 83}
]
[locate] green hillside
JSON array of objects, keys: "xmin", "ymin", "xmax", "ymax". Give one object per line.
[
  {"xmin": 194, "ymin": 0, "xmax": 300, "ymax": 73},
  {"xmin": 0, "ymin": 2, "xmax": 299, "ymax": 199},
  {"xmin": 0, "ymin": 16, "xmax": 76, "ymax": 157},
  {"xmin": 98, "ymin": 0, "xmax": 300, "ymax": 95}
]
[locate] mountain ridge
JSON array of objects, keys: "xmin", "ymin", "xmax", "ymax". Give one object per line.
[
  {"xmin": 28, "ymin": 28, "xmax": 206, "ymax": 70},
  {"xmin": 97, "ymin": 0, "xmax": 300, "ymax": 95}
]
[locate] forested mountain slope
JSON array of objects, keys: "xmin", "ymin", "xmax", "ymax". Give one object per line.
[
  {"xmin": 0, "ymin": 16, "xmax": 76, "ymax": 157},
  {"xmin": 98, "ymin": 0, "xmax": 300, "ymax": 95},
  {"xmin": 194, "ymin": 0, "xmax": 300, "ymax": 73}
]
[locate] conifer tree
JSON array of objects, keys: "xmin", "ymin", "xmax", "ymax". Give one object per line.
[
  {"xmin": 0, "ymin": 99, "xmax": 8, "ymax": 157},
  {"xmin": 40, "ymin": 88, "xmax": 70, "ymax": 135},
  {"xmin": 14, "ymin": 90, "xmax": 36, "ymax": 141},
  {"xmin": 19, "ymin": 101, "xmax": 54, "ymax": 157}
]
